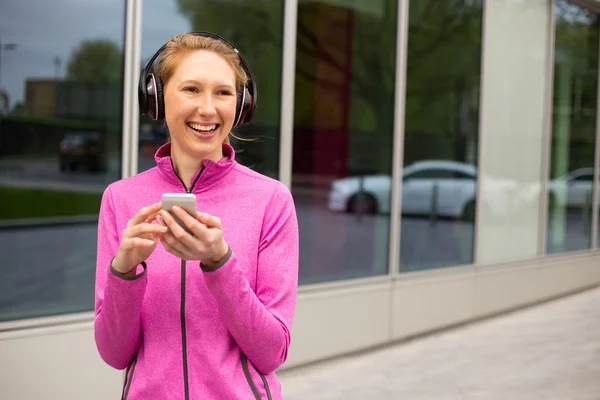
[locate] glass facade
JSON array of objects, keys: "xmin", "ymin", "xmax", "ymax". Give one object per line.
[
  {"xmin": 548, "ymin": 0, "xmax": 599, "ymax": 254},
  {"xmin": 293, "ymin": 0, "xmax": 398, "ymax": 284},
  {"xmin": 0, "ymin": 1, "xmax": 126, "ymax": 321},
  {"xmin": 400, "ymin": 0, "xmax": 483, "ymax": 272},
  {"xmin": 1, "ymin": 0, "xmax": 600, "ymax": 324}
]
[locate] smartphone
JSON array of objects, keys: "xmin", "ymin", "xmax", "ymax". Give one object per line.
[{"xmin": 161, "ymin": 193, "xmax": 197, "ymax": 234}]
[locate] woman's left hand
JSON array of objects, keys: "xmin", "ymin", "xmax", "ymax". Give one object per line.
[{"xmin": 158, "ymin": 206, "xmax": 229, "ymax": 267}]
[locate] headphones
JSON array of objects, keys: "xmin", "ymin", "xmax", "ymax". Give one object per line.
[{"xmin": 138, "ymin": 31, "xmax": 257, "ymax": 127}]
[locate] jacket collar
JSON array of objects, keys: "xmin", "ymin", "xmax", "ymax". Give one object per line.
[{"xmin": 154, "ymin": 142, "xmax": 236, "ymax": 193}]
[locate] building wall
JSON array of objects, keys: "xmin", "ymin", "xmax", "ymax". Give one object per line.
[{"xmin": 2, "ymin": 0, "xmax": 600, "ymax": 399}]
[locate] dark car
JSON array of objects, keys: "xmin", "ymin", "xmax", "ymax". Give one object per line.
[{"xmin": 59, "ymin": 131, "xmax": 107, "ymax": 172}]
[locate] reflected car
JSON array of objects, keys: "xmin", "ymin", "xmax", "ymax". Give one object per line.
[
  {"xmin": 548, "ymin": 167, "xmax": 597, "ymax": 209},
  {"xmin": 59, "ymin": 131, "xmax": 107, "ymax": 172},
  {"xmin": 328, "ymin": 160, "xmax": 478, "ymax": 219}
]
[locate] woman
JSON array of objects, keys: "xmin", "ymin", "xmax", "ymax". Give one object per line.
[{"xmin": 94, "ymin": 32, "xmax": 299, "ymax": 400}]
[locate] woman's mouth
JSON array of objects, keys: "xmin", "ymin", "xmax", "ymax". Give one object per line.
[{"xmin": 187, "ymin": 122, "xmax": 220, "ymax": 135}]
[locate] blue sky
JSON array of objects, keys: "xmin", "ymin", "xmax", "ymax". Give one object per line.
[{"xmin": 0, "ymin": 0, "xmax": 191, "ymax": 108}]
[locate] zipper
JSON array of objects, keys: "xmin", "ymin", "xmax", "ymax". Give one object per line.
[
  {"xmin": 180, "ymin": 259, "xmax": 190, "ymax": 400},
  {"xmin": 170, "ymin": 157, "xmax": 204, "ymax": 400},
  {"xmin": 170, "ymin": 158, "xmax": 205, "ymax": 193}
]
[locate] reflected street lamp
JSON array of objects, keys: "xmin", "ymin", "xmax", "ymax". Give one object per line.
[{"xmin": 0, "ymin": 38, "xmax": 18, "ymax": 110}]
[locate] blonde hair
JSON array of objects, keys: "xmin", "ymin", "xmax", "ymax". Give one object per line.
[{"xmin": 155, "ymin": 33, "xmax": 249, "ymax": 145}]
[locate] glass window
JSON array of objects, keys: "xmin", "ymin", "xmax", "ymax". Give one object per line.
[
  {"xmin": 0, "ymin": 1, "xmax": 125, "ymax": 321},
  {"xmin": 548, "ymin": 0, "xmax": 599, "ymax": 254},
  {"xmin": 139, "ymin": 1, "xmax": 283, "ymax": 179},
  {"xmin": 294, "ymin": 0, "xmax": 398, "ymax": 284},
  {"xmin": 400, "ymin": 0, "xmax": 483, "ymax": 272},
  {"xmin": 475, "ymin": 0, "xmax": 551, "ymax": 265}
]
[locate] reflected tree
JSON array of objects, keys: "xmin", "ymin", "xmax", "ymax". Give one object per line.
[
  {"xmin": 175, "ymin": 0, "xmax": 484, "ymax": 166},
  {"xmin": 66, "ymin": 40, "xmax": 123, "ymax": 84}
]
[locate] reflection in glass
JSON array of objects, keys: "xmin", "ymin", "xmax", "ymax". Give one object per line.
[
  {"xmin": 297, "ymin": 1, "xmax": 397, "ymax": 284},
  {"xmin": 139, "ymin": 0, "xmax": 283, "ymax": 179},
  {"xmin": 548, "ymin": 0, "xmax": 599, "ymax": 254},
  {"xmin": 0, "ymin": 1, "xmax": 125, "ymax": 321},
  {"xmin": 400, "ymin": 0, "xmax": 483, "ymax": 272}
]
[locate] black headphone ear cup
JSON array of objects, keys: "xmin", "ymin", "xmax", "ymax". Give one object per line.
[
  {"xmin": 138, "ymin": 77, "xmax": 148, "ymax": 115},
  {"xmin": 233, "ymin": 86, "xmax": 246, "ymax": 128},
  {"xmin": 145, "ymin": 73, "xmax": 165, "ymax": 120},
  {"xmin": 154, "ymin": 75, "xmax": 165, "ymax": 120},
  {"xmin": 243, "ymin": 86, "xmax": 255, "ymax": 124}
]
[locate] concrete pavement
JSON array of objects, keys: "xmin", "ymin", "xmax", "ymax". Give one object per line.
[{"xmin": 279, "ymin": 287, "xmax": 600, "ymax": 400}]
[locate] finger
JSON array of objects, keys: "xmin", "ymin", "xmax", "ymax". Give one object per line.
[
  {"xmin": 127, "ymin": 202, "xmax": 162, "ymax": 227},
  {"xmin": 160, "ymin": 235, "xmax": 190, "ymax": 259},
  {"xmin": 121, "ymin": 236, "xmax": 156, "ymax": 251},
  {"xmin": 196, "ymin": 212, "xmax": 222, "ymax": 229},
  {"xmin": 160, "ymin": 209, "xmax": 196, "ymax": 245},
  {"xmin": 124, "ymin": 222, "xmax": 168, "ymax": 238},
  {"xmin": 161, "ymin": 228, "xmax": 193, "ymax": 254},
  {"xmin": 171, "ymin": 206, "xmax": 205, "ymax": 238}
]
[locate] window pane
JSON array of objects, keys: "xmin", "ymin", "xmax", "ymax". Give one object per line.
[
  {"xmin": 295, "ymin": 1, "xmax": 397, "ymax": 284},
  {"xmin": 139, "ymin": 1, "xmax": 283, "ymax": 179},
  {"xmin": 0, "ymin": 1, "xmax": 125, "ymax": 321},
  {"xmin": 476, "ymin": 0, "xmax": 550, "ymax": 264},
  {"xmin": 548, "ymin": 0, "xmax": 598, "ymax": 254},
  {"xmin": 400, "ymin": 0, "xmax": 483, "ymax": 272}
]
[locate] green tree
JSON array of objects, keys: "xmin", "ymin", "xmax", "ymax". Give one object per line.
[{"xmin": 66, "ymin": 40, "xmax": 123, "ymax": 83}]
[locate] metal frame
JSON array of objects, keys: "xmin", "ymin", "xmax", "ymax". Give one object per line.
[
  {"xmin": 278, "ymin": 0, "xmax": 298, "ymax": 189},
  {"xmin": 387, "ymin": 0, "xmax": 410, "ymax": 278},
  {"xmin": 122, "ymin": 0, "xmax": 142, "ymax": 179},
  {"xmin": 538, "ymin": 0, "xmax": 557, "ymax": 256},
  {"xmin": 591, "ymin": 9, "xmax": 600, "ymax": 250},
  {"xmin": 472, "ymin": 0, "xmax": 490, "ymax": 266}
]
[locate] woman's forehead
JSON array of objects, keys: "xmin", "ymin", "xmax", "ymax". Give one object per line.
[{"xmin": 172, "ymin": 50, "xmax": 236, "ymax": 84}]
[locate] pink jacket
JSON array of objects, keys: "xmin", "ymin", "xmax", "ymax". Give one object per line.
[{"xmin": 94, "ymin": 143, "xmax": 299, "ymax": 399}]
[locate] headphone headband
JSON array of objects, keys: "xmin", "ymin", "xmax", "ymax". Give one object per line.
[{"xmin": 138, "ymin": 31, "xmax": 257, "ymax": 125}]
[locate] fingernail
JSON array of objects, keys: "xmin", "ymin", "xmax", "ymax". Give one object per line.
[
  {"xmin": 160, "ymin": 226, "xmax": 168, "ymax": 231},
  {"xmin": 161, "ymin": 210, "xmax": 168, "ymax": 217}
]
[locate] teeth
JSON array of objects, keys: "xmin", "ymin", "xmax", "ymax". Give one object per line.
[{"xmin": 188, "ymin": 123, "xmax": 216, "ymax": 132}]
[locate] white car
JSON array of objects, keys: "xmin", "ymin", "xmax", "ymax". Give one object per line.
[
  {"xmin": 548, "ymin": 167, "xmax": 597, "ymax": 209},
  {"xmin": 328, "ymin": 160, "xmax": 478, "ymax": 219}
]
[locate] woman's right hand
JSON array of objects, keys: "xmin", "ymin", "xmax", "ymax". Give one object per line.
[{"xmin": 111, "ymin": 202, "xmax": 167, "ymax": 275}]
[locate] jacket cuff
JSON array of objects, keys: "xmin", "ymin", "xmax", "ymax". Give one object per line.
[
  {"xmin": 109, "ymin": 257, "xmax": 147, "ymax": 280},
  {"xmin": 200, "ymin": 246, "xmax": 232, "ymax": 272}
]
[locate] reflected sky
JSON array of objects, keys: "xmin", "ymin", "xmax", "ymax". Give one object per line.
[{"xmin": 0, "ymin": 0, "xmax": 190, "ymax": 109}]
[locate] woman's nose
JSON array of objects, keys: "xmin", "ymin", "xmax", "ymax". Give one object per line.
[{"xmin": 197, "ymin": 95, "xmax": 216, "ymax": 116}]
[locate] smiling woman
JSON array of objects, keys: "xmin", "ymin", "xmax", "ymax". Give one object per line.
[{"xmin": 95, "ymin": 32, "xmax": 298, "ymax": 400}]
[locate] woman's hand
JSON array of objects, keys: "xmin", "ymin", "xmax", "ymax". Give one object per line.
[
  {"xmin": 112, "ymin": 202, "xmax": 167, "ymax": 275},
  {"xmin": 158, "ymin": 206, "xmax": 229, "ymax": 267}
]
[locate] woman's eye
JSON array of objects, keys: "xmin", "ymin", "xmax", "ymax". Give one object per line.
[
  {"xmin": 218, "ymin": 90, "xmax": 233, "ymax": 96},
  {"xmin": 183, "ymin": 87, "xmax": 197, "ymax": 93}
]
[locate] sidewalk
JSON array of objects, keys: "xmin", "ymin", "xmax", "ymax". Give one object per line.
[{"xmin": 279, "ymin": 287, "xmax": 600, "ymax": 400}]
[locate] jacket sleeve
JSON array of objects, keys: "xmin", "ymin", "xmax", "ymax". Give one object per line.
[
  {"xmin": 94, "ymin": 185, "xmax": 147, "ymax": 370},
  {"xmin": 202, "ymin": 183, "xmax": 299, "ymax": 374}
]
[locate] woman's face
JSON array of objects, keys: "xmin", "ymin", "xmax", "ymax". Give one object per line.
[{"xmin": 163, "ymin": 50, "xmax": 237, "ymax": 162}]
